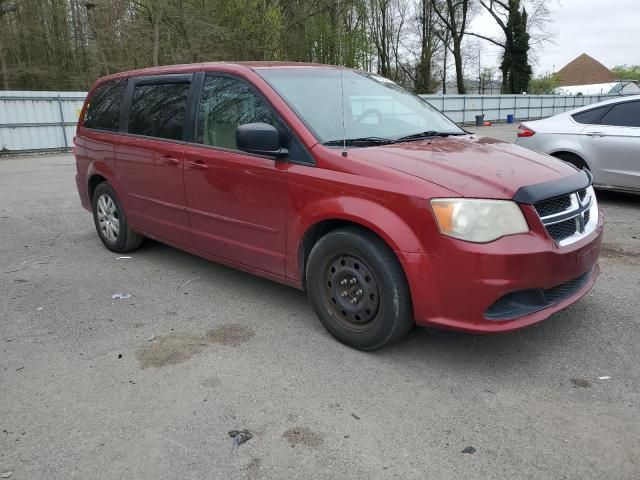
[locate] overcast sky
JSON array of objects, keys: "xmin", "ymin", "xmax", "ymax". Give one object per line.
[{"xmin": 472, "ymin": 0, "xmax": 640, "ymax": 76}]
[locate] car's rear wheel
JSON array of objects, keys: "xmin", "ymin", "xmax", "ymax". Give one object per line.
[
  {"xmin": 92, "ymin": 182, "xmax": 143, "ymax": 253},
  {"xmin": 553, "ymin": 152, "xmax": 589, "ymax": 171},
  {"xmin": 306, "ymin": 227, "xmax": 413, "ymax": 350}
]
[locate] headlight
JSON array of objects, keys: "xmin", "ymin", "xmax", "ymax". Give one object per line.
[{"xmin": 430, "ymin": 198, "xmax": 529, "ymax": 243}]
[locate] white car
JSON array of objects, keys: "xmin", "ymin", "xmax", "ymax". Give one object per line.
[{"xmin": 516, "ymin": 95, "xmax": 640, "ymax": 194}]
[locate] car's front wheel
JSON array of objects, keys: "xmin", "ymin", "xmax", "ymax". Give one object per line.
[
  {"xmin": 91, "ymin": 182, "xmax": 143, "ymax": 253},
  {"xmin": 306, "ymin": 227, "xmax": 413, "ymax": 350}
]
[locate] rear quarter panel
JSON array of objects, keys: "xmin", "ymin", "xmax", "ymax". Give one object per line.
[
  {"xmin": 540, "ymin": 132, "xmax": 586, "ymax": 158},
  {"xmin": 518, "ymin": 117, "xmax": 588, "ymax": 165},
  {"xmin": 74, "ymin": 130, "xmax": 126, "ymax": 211}
]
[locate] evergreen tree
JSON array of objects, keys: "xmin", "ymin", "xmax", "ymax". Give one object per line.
[{"xmin": 500, "ymin": 0, "xmax": 532, "ymax": 93}]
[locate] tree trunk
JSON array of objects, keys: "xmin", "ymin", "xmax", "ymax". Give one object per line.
[
  {"xmin": 500, "ymin": 63, "xmax": 508, "ymax": 93},
  {"xmin": 328, "ymin": 2, "xmax": 337, "ymax": 65},
  {"xmin": 442, "ymin": 38, "xmax": 448, "ymax": 94},
  {"xmin": 416, "ymin": 0, "xmax": 434, "ymax": 93},
  {"xmin": 452, "ymin": 39, "xmax": 465, "ymax": 93},
  {"xmin": 0, "ymin": 47, "xmax": 8, "ymax": 90},
  {"xmin": 432, "ymin": 0, "xmax": 468, "ymax": 94},
  {"xmin": 380, "ymin": 3, "xmax": 388, "ymax": 77},
  {"xmin": 152, "ymin": 7, "xmax": 163, "ymax": 67}
]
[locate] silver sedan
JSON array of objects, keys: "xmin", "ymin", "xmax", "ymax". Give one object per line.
[{"xmin": 516, "ymin": 95, "xmax": 640, "ymax": 194}]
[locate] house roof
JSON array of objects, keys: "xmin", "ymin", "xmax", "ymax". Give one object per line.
[{"xmin": 556, "ymin": 54, "xmax": 615, "ymax": 87}]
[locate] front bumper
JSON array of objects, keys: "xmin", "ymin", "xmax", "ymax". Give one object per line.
[{"xmin": 399, "ymin": 211, "xmax": 604, "ymax": 333}]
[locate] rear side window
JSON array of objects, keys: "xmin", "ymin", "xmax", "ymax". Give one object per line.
[
  {"xmin": 84, "ymin": 79, "xmax": 126, "ymax": 131},
  {"xmin": 197, "ymin": 76, "xmax": 279, "ymax": 149},
  {"xmin": 128, "ymin": 82, "xmax": 190, "ymax": 140},
  {"xmin": 600, "ymin": 101, "xmax": 640, "ymax": 127},
  {"xmin": 572, "ymin": 105, "xmax": 611, "ymax": 125}
]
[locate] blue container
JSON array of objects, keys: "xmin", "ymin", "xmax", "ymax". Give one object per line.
[{"xmin": 507, "ymin": 114, "xmax": 515, "ymax": 123}]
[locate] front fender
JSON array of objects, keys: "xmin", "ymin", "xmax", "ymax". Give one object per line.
[{"xmin": 286, "ymin": 195, "xmax": 427, "ymax": 282}]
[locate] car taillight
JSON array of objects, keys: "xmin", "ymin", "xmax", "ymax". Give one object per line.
[{"xmin": 517, "ymin": 125, "xmax": 535, "ymax": 137}]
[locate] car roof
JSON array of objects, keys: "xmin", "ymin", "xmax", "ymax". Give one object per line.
[
  {"xmin": 567, "ymin": 94, "xmax": 640, "ymax": 114},
  {"xmin": 523, "ymin": 93, "xmax": 640, "ymax": 127},
  {"xmin": 92, "ymin": 61, "xmax": 346, "ymax": 87},
  {"xmin": 206, "ymin": 61, "xmax": 344, "ymax": 69}
]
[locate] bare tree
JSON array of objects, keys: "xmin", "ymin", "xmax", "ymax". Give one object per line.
[
  {"xmin": 131, "ymin": 0, "xmax": 167, "ymax": 66},
  {"xmin": 0, "ymin": 0, "xmax": 18, "ymax": 89},
  {"xmin": 520, "ymin": 0, "xmax": 555, "ymax": 66},
  {"xmin": 0, "ymin": 0, "xmax": 490, "ymax": 92},
  {"xmin": 431, "ymin": 0, "xmax": 471, "ymax": 93},
  {"xmin": 391, "ymin": 0, "xmax": 409, "ymax": 80},
  {"xmin": 432, "ymin": 23, "xmax": 451, "ymax": 93},
  {"xmin": 366, "ymin": 0, "xmax": 394, "ymax": 77},
  {"xmin": 411, "ymin": 0, "xmax": 443, "ymax": 92},
  {"xmin": 468, "ymin": 0, "xmax": 554, "ymax": 75}
]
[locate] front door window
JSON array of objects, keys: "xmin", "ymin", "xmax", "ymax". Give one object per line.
[{"xmin": 197, "ymin": 76, "xmax": 280, "ymax": 149}]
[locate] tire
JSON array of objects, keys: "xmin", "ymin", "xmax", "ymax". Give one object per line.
[
  {"xmin": 91, "ymin": 182, "xmax": 143, "ymax": 253},
  {"xmin": 553, "ymin": 152, "xmax": 588, "ymax": 171},
  {"xmin": 306, "ymin": 226, "xmax": 413, "ymax": 350}
]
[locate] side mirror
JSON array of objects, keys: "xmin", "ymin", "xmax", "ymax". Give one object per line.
[{"xmin": 236, "ymin": 122, "xmax": 288, "ymax": 157}]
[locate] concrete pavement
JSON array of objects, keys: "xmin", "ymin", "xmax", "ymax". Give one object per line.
[{"xmin": 1, "ymin": 153, "xmax": 639, "ymax": 479}]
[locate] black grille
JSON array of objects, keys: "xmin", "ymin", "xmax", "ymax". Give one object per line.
[
  {"xmin": 543, "ymin": 271, "xmax": 591, "ymax": 303},
  {"xmin": 534, "ymin": 195, "xmax": 572, "ymax": 217},
  {"xmin": 486, "ymin": 295, "xmax": 512, "ymax": 311},
  {"xmin": 578, "ymin": 189, "xmax": 587, "ymax": 201},
  {"xmin": 532, "ymin": 188, "xmax": 594, "ymax": 244},
  {"xmin": 485, "ymin": 269, "xmax": 593, "ymax": 320},
  {"xmin": 546, "ymin": 218, "xmax": 578, "ymax": 242}
]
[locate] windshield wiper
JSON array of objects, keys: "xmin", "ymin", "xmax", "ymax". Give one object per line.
[
  {"xmin": 323, "ymin": 137, "xmax": 396, "ymax": 147},
  {"xmin": 395, "ymin": 130, "xmax": 464, "ymax": 142}
]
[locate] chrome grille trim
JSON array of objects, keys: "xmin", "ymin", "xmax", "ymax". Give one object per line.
[{"xmin": 535, "ymin": 186, "xmax": 598, "ymax": 246}]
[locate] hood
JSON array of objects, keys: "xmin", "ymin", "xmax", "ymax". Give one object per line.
[{"xmin": 348, "ymin": 135, "xmax": 578, "ymax": 199}]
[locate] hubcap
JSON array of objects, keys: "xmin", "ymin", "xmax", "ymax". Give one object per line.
[
  {"xmin": 96, "ymin": 194, "xmax": 120, "ymax": 243},
  {"xmin": 323, "ymin": 254, "xmax": 380, "ymax": 329}
]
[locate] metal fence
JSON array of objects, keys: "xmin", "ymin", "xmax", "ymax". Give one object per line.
[
  {"xmin": 0, "ymin": 91, "xmax": 87, "ymax": 153},
  {"xmin": 419, "ymin": 93, "xmax": 616, "ymax": 124},
  {"xmin": 0, "ymin": 90, "xmax": 619, "ymax": 152}
]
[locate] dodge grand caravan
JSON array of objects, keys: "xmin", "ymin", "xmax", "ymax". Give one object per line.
[{"xmin": 74, "ymin": 62, "xmax": 603, "ymax": 350}]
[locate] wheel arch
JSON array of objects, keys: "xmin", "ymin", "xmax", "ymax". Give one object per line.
[
  {"xmin": 549, "ymin": 150, "xmax": 590, "ymax": 170},
  {"xmin": 299, "ymin": 219, "xmax": 356, "ymax": 290},
  {"xmin": 88, "ymin": 173, "xmax": 108, "ymax": 202},
  {"xmin": 85, "ymin": 161, "xmax": 130, "ymax": 211},
  {"xmin": 296, "ymin": 211, "xmax": 421, "ymax": 291}
]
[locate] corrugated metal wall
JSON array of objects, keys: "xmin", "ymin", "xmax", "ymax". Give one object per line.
[
  {"xmin": 419, "ymin": 94, "xmax": 616, "ymax": 124},
  {"xmin": 0, "ymin": 91, "xmax": 86, "ymax": 152},
  {"xmin": 0, "ymin": 91, "xmax": 618, "ymax": 152}
]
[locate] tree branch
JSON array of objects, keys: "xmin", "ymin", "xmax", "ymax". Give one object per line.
[
  {"xmin": 479, "ymin": 0, "xmax": 506, "ymax": 32},
  {"xmin": 431, "ymin": 0, "xmax": 451, "ymax": 30},
  {"xmin": 467, "ymin": 32, "xmax": 505, "ymax": 48}
]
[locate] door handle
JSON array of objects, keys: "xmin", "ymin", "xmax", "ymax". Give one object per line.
[
  {"xmin": 187, "ymin": 159, "xmax": 208, "ymax": 170},
  {"xmin": 586, "ymin": 131, "xmax": 606, "ymax": 137},
  {"xmin": 162, "ymin": 156, "xmax": 180, "ymax": 166}
]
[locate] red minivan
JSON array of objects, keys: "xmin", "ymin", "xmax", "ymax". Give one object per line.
[{"xmin": 74, "ymin": 62, "xmax": 603, "ymax": 350}]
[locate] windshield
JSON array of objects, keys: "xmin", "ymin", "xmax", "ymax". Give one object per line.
[{"xmin": 257, "ymin": 68, "xmax": 464, "ymax": 145}]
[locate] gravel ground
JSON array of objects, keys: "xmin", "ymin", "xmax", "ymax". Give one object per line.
[{"xmin": 1, "ymin": 149, "xmax": 639, "ymax": 479}]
